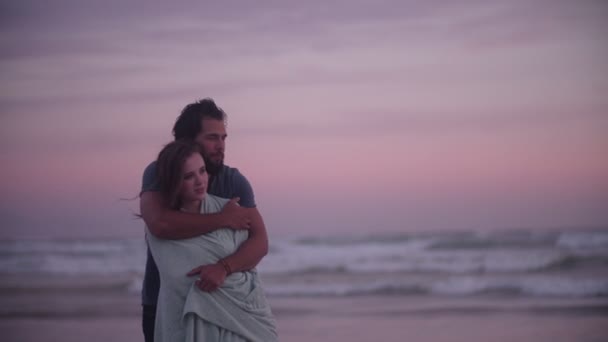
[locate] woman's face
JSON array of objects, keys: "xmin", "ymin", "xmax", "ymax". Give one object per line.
[{"xmin": 179, "ymin": 152, "xmax": 208, "ymax": 203}]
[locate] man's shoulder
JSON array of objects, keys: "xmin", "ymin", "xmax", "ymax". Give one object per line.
[
  {"xmin": 141, "ymin": 160, "xmax": 159, "ymax": 193},
  {"xmin": 144, "ymin": 160, "xmax": 157, "ymax": 173},
  {"xmin": 220, "ymin": 164, "xmax": 244, "ymax": 175},
  {"xmin": 218, "ymin": 164, "xmax": 247, "ymax": 181},
  {"xmin": 213, "ymin": 164, "xmax": 256, "ymax": 208}
]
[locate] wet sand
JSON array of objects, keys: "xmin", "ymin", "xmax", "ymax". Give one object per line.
[{"xmin": 1, "ymin": 275, "xmax": 607, "ymax": 342}]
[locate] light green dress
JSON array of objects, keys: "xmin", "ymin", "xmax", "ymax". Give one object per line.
[{"xmin": 146, "ymin": 195, "xmax": 277, "ymax": 342}]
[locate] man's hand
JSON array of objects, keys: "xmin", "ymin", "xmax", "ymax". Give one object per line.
[
  {"xmin": 220, "ymin": 197, "xmax": 251, "ymax": 230},
  {"xmin": 187, "ymin": 263, "xmax": 227, "ymax": 292}
]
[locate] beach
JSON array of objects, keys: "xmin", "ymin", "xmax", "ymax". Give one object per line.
[
  {"xmin": 2, "ymin": 274, "xmax": 607, "ymax": 342},
  {"xmin": 2, "ymin": 229, "xmax": 608, "ymax": 341}
]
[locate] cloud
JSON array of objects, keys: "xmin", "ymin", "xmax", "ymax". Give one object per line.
[
  {"xmin": 1, "ymin": 0, "xmax": 607, "ymax": 238},
  {"xmin": 3, "ymin": 0, "xmax": 605, "ymax": 109}
]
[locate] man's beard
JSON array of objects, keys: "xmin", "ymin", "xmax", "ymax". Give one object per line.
[{"xmin": 204, "ymin": 155, "xmax": 224, "ymax": 175}]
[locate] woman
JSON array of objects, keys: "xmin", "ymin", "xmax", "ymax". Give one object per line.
[{"xmin": 146, "ymin": 140, "xmax": 277, "ymax": 342}]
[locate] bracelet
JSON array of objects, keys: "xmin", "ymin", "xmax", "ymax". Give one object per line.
[{"xmin": 218, "ymin": 259, "xmax": 232, "ymax": 275}]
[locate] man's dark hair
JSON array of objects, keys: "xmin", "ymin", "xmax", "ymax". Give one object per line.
[{"xmin": 172, "ymin": 98, "xmax": 227, "ymax": 140}]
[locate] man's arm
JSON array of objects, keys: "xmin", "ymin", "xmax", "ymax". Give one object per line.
[
  {"xmin": 221, "ymin": 207, "xmax": 268, "ymax": 272},
  {"xmin": 139, "ymin": 161, "xmax": 250, "ymax": 239},
  {"xmin": 187, "ymin": 169, "xmax": 269, "ymax": 292},
  {"xmin": 140, "ymin": 191, "xmax": 251, "ymax": 240},
  {"xmin": 187, "ymin": 207, "xmax": 269, "ymax": 292},
  {"xmin": 220, "ymin": 170, "xmax": 268, "ymax": 271}
]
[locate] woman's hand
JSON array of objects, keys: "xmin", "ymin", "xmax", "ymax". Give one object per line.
[{"xmin": 187, "ymin": 263, "xmax": 227, "ymax": 292}]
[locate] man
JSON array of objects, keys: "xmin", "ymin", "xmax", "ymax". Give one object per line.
[{"xmin": 139, "ymin": 98, "xmax": 268, "ymax": 342}]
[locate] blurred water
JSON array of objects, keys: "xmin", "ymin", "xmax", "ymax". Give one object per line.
[{"xmin": 1, "ymin": 228, "xmax": 607, "ymax": 298}]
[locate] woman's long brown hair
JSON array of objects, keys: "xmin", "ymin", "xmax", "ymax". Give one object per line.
[{"xmin": 155, "ymin": 140, "xmax": 203, "ymax": 210}]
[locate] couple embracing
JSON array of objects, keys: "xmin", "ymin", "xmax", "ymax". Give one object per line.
[{"xmin": 139, "ymin": 98, "xmax": 277, "ymax": 342}]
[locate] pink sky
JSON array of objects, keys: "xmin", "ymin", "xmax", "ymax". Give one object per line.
[{"xmin": 1, "ymin": 0, "xmax": 607, "ymax": 239}]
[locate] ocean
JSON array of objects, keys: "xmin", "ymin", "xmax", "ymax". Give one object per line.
[{"xmin": 1, "ymin": 228, "xmax": 607, "ymax": 299}]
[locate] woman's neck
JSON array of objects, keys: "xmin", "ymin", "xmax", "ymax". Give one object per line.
[{"xmin": 180, "ymin": 199, "xmax": 202, "ymax": 213}]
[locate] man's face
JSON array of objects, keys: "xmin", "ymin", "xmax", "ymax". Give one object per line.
[{"xmin": 194, "ymin": 118, "xmax": 227, "ymax": 174}]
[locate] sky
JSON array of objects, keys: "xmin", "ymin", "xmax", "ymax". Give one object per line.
[{"xmin": 0, "ymin": 0, "xmax": 607, "ymax": 239}]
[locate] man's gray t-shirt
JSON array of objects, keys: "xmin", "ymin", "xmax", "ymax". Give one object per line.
[{"xmin": 140, "ymin": 161, "xmax": 256, "ymax": 306}]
